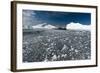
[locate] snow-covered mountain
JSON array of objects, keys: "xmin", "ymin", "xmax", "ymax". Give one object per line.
[
  {"xmin": 66, "ymin": 22, "xmax": 91, "ymax": 31},
  {"xmin": 32, "ymin": 22, "xmax": 91, "ymax": 30},
  {"xmin": 32, "ymin": 23, "xmax": 57, "ymax": 29}
]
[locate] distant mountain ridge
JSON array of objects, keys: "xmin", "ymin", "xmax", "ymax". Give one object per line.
[
  {"xmin": 24, "ymin": 22, "xmax": 91, "ymax": 31},
  {"xmin": 32, "ymin": 23, "xmax": 57, "ymax": 29}
]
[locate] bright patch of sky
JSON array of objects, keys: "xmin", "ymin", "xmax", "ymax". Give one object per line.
[{"xmin": 22, "ymin": 10, "xmax": 91, "ymax": 28}]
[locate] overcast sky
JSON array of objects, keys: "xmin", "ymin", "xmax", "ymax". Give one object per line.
[{"xmin": 22, "ymin": 10, "xmax": 91, "ymax": 27}]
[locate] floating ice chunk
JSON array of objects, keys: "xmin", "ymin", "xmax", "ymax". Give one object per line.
[
  {"xmin": 57, "ymin": 55, "xmax": 60, "ymax": 58},
  {"xmin": 69, "ymin": 46, "xmax": 74, "ymax": 51},
  {"xmin": 51, "ymin": 42, "xmax": 55, "ymax": 46},
  {"xmin": 44, "ymin": 55, "xmax": 48, "ymax": 62},
  {"xmin": 88, "ymin": 56, "xmax": 91, "ymax": 59},
  {"xmin": 54, "ymin": 37, "xmax": 58, "ymax": 39},
  {"xmin": 23, "ymin": 41, "xmax": 28, "ymax": 44},
  {"xmin": 47, "ymin": 39, "xmax": 51, "ymax": 42},
  {"xmin": 52, "ymin": 55, "xmax": 57, "ymax": 61},
  {"xmin": 38, "ymin": 36, "xmax": 43, "ymax": 39},
  {"xmin": 43, "ymin": 43, "xmax": 48, "ymax": 46},
  {"xmin": 62, "ymin": 44, "xmax": 67, "ymax": 50},
  {"xmin": 75, "ymin": 49, "xmax": 78, "ymax": 53},
  {"xmin": 65, "ymin": 38, "xmax": 68, "ymax": 40},
  {"xmin": 47, "ymin": 47, "xmax": 50, "ymax": 50},
  {"xmin": 71, "ymin": 57, "xmax": 75, "ymax": 60},
  {"xmin": 71, "ymin": 46, "xmax": 74, "ymax": 51},
  {"xmin": 61, "ymin": 54, "xmax": 67, "ymax": 58}
]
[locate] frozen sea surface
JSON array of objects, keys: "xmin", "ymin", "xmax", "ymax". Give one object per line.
[{"xmin": 23, "ymin": 29, "xmax": 91, "ymax": 62}]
